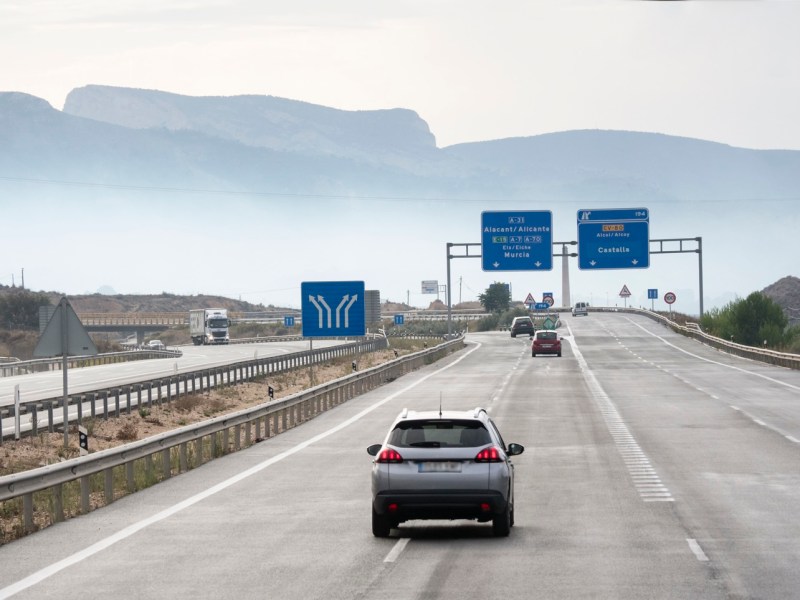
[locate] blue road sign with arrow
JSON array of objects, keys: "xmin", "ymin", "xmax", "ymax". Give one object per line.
[
  {"xmin": 481, "ymin": 211, "xmax": 553, "ymax": 271},
  {"xmin": 577, "ymin": 208, "xmax": 649, "ymax": 270},
  {"xmin": 301, "ymin": 281, "xmax": 366, "ymax": 338}
]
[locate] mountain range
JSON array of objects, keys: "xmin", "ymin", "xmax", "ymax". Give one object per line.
[{"xmin": 2, "ymin": 84, "xmax": 800, "ymax": 204}]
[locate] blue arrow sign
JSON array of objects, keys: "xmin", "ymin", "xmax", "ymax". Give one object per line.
[
  {"xmin": 301, "ymin": 281, "xmax": 366, "ymax": 338},
  {"xmin": 534, "ymin": 302, "xmax": 550, "ymax": 310},
  {"xmin": 284, "ymin": 316, "xmax": 295, "ymax": 327},
  {"xmin": 647, "ymin": 289, "xmax": 658, "ymax": 300},
  {"xmin": 481, "ymin": 211, "xmax": 553, "ymax": 271},
  {"xmin": 394, "ymin": 314, "xmax": 405, "ymax": 325},
  {"xmin": 577, "ymin": 208, "xmax": 649, "ymax": 270}
]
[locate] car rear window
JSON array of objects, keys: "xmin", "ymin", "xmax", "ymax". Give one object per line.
[
  {"xmin": 388, "ymin": 420, "xmax": 492, "ymax": 448},
  {"xmin": 537, "ymin": 331, "xmax": 557, "ymax": 340}
]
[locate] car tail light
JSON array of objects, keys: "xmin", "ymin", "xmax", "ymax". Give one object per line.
[
  {"xmin": 376, "ymin": 448, "xmax": 403, "ymax": 463},
  {"xmin": 474, "ymin": 446, "xmax": 503, "ymax": 463}
]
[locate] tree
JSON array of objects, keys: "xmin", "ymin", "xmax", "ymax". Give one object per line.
[
  {"xmin": 0, "ymin": 290, "xmax": 52, "ymax": 330},
  {"xmin": 701, "ymin": 291, "xmax": 788, "ymax": 347},
  {"xmin": 479, "ymin": 282, "xmax": 510, "ymax": 313},
  {"xmin": 730, "ymin": 292, "xmax": 787, "ymax": 347}
]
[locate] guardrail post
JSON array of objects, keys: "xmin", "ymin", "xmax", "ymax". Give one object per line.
[
  {"xmin": 23, "ymin": 493, "xmax": 34, "ymax": 534},
  {"xmin": 53, "ymin": 484, "xmax": 64, "ymax": 522},
  {"xmin": 162, "ymin": 449, "xmax": 171, "ymax": 479},
  {"xmin": 114, "ymin": 389, "xmax": 121, "ymax": 418},
  {"xmin": 196, "ymin": 437, "xmax": 205, "ymax": 466},
  {"xmin": 76, "ymin": 395, "xmax": 83, "ymax": 425},
  {"xmin": 179, "ymin": 442, "xmax": 188, "ymax": 472},
  {"xmin": 105, "ymin": 468, "xmax": 114, "ymax": 505},
  {"xmin": 80, "ymin": 475, "xmax": 90, "ymax": 514},
  {"xmin": 126, "ymin": 462, "xmax": 135, "ymax": 493},
  {"xmin": 102, "ymin": 391, "xmax": 109, "ymax": 420},
  {"xmin": 30, "ymin": 404, "xmax": 38, "ymax": 436}
]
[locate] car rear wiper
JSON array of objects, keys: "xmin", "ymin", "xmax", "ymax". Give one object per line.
[{"xmin": 408, "ymin": 441, "xmax": 441, "ymax": 448}]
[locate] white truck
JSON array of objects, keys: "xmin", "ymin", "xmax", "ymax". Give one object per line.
[{"xmin": 189, "ymin": 308, "xmax": 231, "ymax": 345}]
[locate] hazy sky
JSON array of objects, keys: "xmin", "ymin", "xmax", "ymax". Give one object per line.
[
  {"xmin": 3, "ymin": 0, "xmax": 800, "ymax": 150},
  {"xmin": 2, "ymin": 1, "xmax": 799, "ymax": 315}
]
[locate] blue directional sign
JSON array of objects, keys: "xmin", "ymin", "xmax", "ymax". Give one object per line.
[
  {"xmin": 577, "ymin": 208, "xmax": 649, "ymax": 270},
  {"xmin": 647, "ymin": 289, "xmax": 658, "ymax": 300},
  {"xmin": 394, "ymin": 314, "xmax": 405, "ymax": 325},
  {"xmin": 301, "ymin": 281, "xmax": 366, "ymax": 338},
  {"xmin": 534, "ymin": 302, "xmax": 549, "ymax": 310},
  {"xmin": 481, "ymin": 211, "xmax": 553, "ymax": 271},
  {"xmin": 284, "ymin": 316, "xmax": 295, "ymax": 327}
]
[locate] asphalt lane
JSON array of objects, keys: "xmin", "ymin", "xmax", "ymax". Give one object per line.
[{"xmin": 1, "ymin": 315, "xmax": 799, "ymax": 599}]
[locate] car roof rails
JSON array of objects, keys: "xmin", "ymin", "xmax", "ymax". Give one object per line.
[
  {"xmin": 400, "ymin": 408, "xmax": 409, "ymax": 419},
  {"xmin": 473, "ymin": 407, "xmax": 488, "ymax": 419}
]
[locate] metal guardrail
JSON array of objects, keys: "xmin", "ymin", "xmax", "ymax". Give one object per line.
[
  {"xmin": 0, "ymin": 336, "xmax": 465, "ymax": 537},
  {"xmin": 0, "ymin": 339, "xmax": 388, "ymax": 435},
  {"xmin": 593, "ymin": 307, "xmax": 800, "ymax": 370},
  {"xmin": 0, "ymin": 348, "xmax": 182, "ymax": 378}
]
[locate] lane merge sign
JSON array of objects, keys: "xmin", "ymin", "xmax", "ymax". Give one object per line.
[
  {"xmin": 577, "ymin": 208, "xmax": 650, "ymax": 270},
  {"xmin": 482, "ymin": 210, "xmax": 553, "ymax": 271},
  {"xmin": 301, "ymin": 281, "xmax": 366, "ymax": 338}
]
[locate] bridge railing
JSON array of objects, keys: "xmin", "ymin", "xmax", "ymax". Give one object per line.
[{"xmin": 0, "ymin": 336, "xmax": 465, "ymax": 538}]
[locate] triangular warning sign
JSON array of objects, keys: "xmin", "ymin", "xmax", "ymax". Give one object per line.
[
  {"xmin": 34, "ymin": 297, "xmax": 98, "ymax": 357},
  {"xmin": 524, "ymin": 293, "xmax": 535, "ymax": 304},
  {"xmin": 619, "ymin": 285, "xmax": 632, "ymax": 298}
]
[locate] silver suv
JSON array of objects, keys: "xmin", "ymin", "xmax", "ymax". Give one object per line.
[{"xmin": 367, "ymin": 407, "xmax": 524, "ymax": 537}]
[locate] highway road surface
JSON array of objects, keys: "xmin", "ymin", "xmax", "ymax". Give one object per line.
[{"xmin": 1, "ymin": 313, "xmax": 799, "ymax": 599}]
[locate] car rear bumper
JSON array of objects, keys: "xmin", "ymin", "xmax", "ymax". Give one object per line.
[{"xmin": 373, "ymin": 489, "xmax": 508, "ymax": 521}]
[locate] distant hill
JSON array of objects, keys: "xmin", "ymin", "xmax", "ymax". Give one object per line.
[
  {"xmin": 763, "ymin": 276, "xmax": 800, "ymax": 326},
  {"xmin": 0, "ymin": 286, "xmax": 274, "ymax": 314}
]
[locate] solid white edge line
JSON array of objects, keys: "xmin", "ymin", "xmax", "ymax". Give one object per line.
[{"xmin": 0, "ymin": 342, "xmax": 484, "ymax": 599}]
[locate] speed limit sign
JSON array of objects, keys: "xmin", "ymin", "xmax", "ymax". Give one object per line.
[{"xmin": 664, "ymin": 292, "xmax": 677, "ymax": 305}]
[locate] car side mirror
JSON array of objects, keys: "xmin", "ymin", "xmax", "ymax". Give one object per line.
[
  {"xmin": 507, "ymin": 443, "xmax": 524, "ymax": 456},
  {"xmin": 367, "ymin": 444, "xmax": 382, "ymax": 456}
]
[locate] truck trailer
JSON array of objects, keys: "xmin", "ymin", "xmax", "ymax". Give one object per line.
[{"xmin": 189, "ymin": 308, "xmax": 231, "ymax": 345}]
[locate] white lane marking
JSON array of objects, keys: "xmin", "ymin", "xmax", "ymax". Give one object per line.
[
  {"xmin": 384, "ymin": 538, "xmax": 410, "ymax": 563},
  {"xmin": 0, "ymin": 342, "xmax": 483, "ymax": 599},
  {"xmin": 731, "ymin": 404, "xmax": 800, "ymax": 441},
  {"xmin": 687, "ymin": 538, "xmax": 710, "ymax": 562},
  {"xmin": 567, "ymin": 324, "xmax": 674, "ymax": 503},
  {"xmin": 626, "ymin": 318, "xmax": 800, "ymax": 393}
]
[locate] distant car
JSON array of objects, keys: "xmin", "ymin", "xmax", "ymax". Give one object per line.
[
  {"xmin": 147, "ymin": 340, "xmax": 165, "ymax": 350},
  {"xmin": 367, "ymin": 407, "xmax": 525, "ymax": 537},
  {"xmin": 531, "ymin": 330, "xmax": 561, "ymax": 357},
  {"xmin": 572, "ymin": 302, "xmax": 589, "ymax": 317},
  {"xmin": 510, "ymin": 316, "xmax": 535, "ymax": 337}
]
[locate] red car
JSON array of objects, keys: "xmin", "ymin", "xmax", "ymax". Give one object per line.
[{"xmin": 531, "ymin": 330, "xmax": 561, "ymax": 357}]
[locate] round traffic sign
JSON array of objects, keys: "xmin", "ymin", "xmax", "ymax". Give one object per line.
[
  {"xmin": 664, "ymin": 292, "xmax": 677, "ymax": 305},
  {"xmin": 543, "ymin": 295, "xmax": 554, "ymax": 307}
]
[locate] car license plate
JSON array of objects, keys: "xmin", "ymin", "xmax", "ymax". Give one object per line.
[{"xmin": 418, "ymin": 461, "xmax": 462, "ymax": 473}]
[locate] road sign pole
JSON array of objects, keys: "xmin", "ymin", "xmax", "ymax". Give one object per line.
[{"xmin": 60, "ymin": 297, "xmax": 69, "ymax": 448}]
